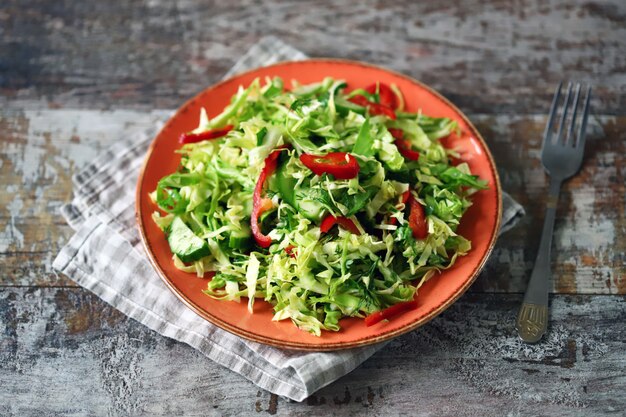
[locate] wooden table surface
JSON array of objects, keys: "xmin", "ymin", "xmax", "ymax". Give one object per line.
[{"xmin": 1, "ymin": 1, "xmax": 625, "ymax": 416}]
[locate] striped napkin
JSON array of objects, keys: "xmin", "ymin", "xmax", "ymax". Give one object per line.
[{"xmin": 53, "ymin": 36, "xmax": 524, "ymax": 401}]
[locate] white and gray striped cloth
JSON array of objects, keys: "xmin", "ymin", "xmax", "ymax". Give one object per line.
[{"xmin": 53, "ymin": 37, "xmax": 524, "ymax": 402}]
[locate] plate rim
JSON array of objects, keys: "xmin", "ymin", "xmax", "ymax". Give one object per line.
[{"xmin": 136, "ymin": 58, "xmax": 503, "ymax": 351}]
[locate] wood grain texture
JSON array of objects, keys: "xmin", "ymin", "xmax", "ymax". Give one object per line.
[
  {"xmin": 2, "ymin": 0, "xmax": 625, "ymax": 413},
  {"xmin": 0, "ymin": 109, "xmax": 170, "ymax": 286},
  {"xmin": 1, "ymin": 289, "xmax": 623, "ymax": 416},
  {"xmin": 1, "ymin": 0, "xmax": 625, "ymax": 114},
  {"xmin": 473, "ymin": 115, "xmax": 626, "ymax": 295},
  {"xmin": 1, "ymin": 109, "xmax": 623, "ymax": 293}
]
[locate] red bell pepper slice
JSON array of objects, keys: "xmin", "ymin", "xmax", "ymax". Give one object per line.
[
  {"xmin": 364, "ymin": 82, "xmax": 398, "ymax": 110},
  {"xmin": 320, "ymin": 215, "xmax": 361, "ymax": 235},
  {"xmin": 348, "ymin": 90, "xmax": 397, "ymax": 120},
  {"xmin": 389, "ymin": 129, "xmax": 420, "ymax": 161},
  {"xmin": 368, "ymin": 103, "xmax": 397, "ymax": 119},
  {"xmin": 284, "ymin": 244, "xmax": 296, "ymax": 258},
  {"xmin": 400, "ymin": 190, "xmax": 411, "ymax": 204},
  {"xmin": 387, "ymin": 191, "xmax": 411, "ymax": 226},
  {"xmin": 348, "ymin": 95, "xmax": 369, "ymax": 107},
  {"xmin": 179, "ymin": 125, "xmax": 234, "ymax": 144},
  {"xmin": 408, "ymin": 194, "xmax": 428, "ymax": 239},
  {"xmin": 364, "ymin": 300, "xmax": 418, "ymax": 326},
  {"xmin": 251, "ymin": 197, "xmax": 274, "ymax": 248},
  {"xmin": 395, "ymin": 139, "xmax": 420, "ymax": 161},
  {"xmin": 251, "ymin": 146, "xmax": 289, "ymax": 248},
  {"xmin": 388, "ymin": 128, "xmax": 403, "ymax": 140},
  {"xmin": 300, "ymin": 152, "xmax": 360, "ymax": 180}
]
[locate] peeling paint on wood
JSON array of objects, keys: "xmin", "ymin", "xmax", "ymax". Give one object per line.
[
  {"xmin": 0, "ymin": 288, "xmax": 623, "ymax": 416},
  {"xmin": 0, "ymin": 0, "xmax": 625, "ymax": 114},
  {"xmin": 0, "ymin": 109, "xmax": 169, "ymax": 286},
  {"xmin": 471, "ymin": 115, "xmax": 625, "ymax": 295}
]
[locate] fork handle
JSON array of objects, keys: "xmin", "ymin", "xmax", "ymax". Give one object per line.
[{"xmin": 516, "ymin": 178, "xmax": 562, "ymax": 343}]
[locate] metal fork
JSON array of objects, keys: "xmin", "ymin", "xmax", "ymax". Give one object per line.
[{"xmin": 515, "ymin": 82, "xmax": 592, "ymax": 343}]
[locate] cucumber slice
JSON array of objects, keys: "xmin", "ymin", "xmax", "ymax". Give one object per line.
[
  {"xmin": 298, "ymin": 198, "xmax": 324, "ymax": 221},
  {"xmin": 276, "ymin": 156, "xmax": 324, "ymax": 221},
  {"xmin": 275, "ymin": 160, "xmax": 296, "ymax": 208},
  {"xmin": 168, "ymin": 216, "xmax": 210, "ymax": 263},
  {"xmin": 229, "ymin": 225, "xmax": 252, "ymax": 250},
  {"xmin": 335, "ymin": 96, "xmax": 366, "ymax": 116}
]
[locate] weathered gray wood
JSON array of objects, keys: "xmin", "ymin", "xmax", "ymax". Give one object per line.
[
  {"xmin": 2, "ymin": 1, "xmax": 625, "ymax": 414},
  {"xmin": 1, "ymin": 0, "xmax": 624, "ymax": 114},
  {"xmin": 0, "ymin": 109, "xmax": 170, "ymax": 286},
  {"xmin": 0, "ymin": 288, "xmax": 623, "ymax": 416},
  {"xmin": 473, "ymin": 115, "xmax": 626, "ymax": 295},
  {"xmin": 1, "ymin": 109, "xmax": 623, "ymax": 293}
]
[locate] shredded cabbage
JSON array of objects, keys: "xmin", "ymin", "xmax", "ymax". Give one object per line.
[{"xmin": 152, "ymin": 77, "xmax": 487, "ymax": 336}]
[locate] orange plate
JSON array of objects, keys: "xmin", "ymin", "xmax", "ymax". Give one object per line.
[{"xmin": 136, "ymin": 59, "xmax": 502, "ymax": 351}]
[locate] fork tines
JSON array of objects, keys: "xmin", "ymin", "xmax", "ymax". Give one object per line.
[{"xmin": 543, "ymin": 81, "xmax": 592, "ymax": 148}]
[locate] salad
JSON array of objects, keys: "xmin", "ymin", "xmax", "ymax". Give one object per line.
[{"xmin": 150, "ymin": 77, "xmax": 487, "ymax": 336}]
